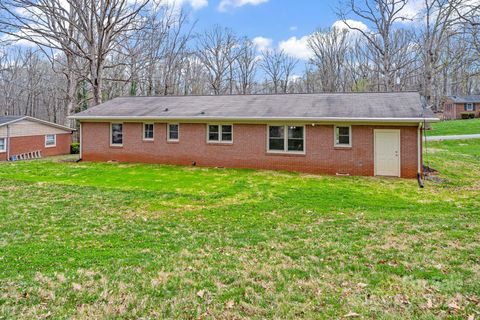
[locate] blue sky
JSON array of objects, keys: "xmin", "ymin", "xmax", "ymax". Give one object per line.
[
  {"xmin": 193, "ymin": 1, "xmax": 338, "ymax": 42},
  {"xmin": 177, "ymin": 0, "xmax": 350, "ymax": 64},
  {"xmin": 174, "ymin": 0, "xmax": 423, "ymax": 65}
]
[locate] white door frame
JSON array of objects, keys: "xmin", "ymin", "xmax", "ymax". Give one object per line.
[{"xmin": 374, "ymin": 129, "xmax": 401, "ymax": 177}]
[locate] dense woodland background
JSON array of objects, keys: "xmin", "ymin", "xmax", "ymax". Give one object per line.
[{"xmin": 0, "ymin": 0, "xmax": 479, "ymax": 126}]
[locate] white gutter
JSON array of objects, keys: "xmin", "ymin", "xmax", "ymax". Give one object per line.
[{"xmin": 69, "ymin": 115, "xmax": 440, "ymax": 123}]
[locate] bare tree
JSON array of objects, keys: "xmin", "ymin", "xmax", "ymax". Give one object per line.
[
  {"xmin": 337, "ymin": 0, "xmax": 413, "ymax": 91},
  {"xmin": 0, "ymin": 0, "xmax": 150, "ymax": 107},
  {"xmin": 260, "ymin": 49, "xmax": 284, "ymax": 93},
  {"xmin": 236, "ymin": 38, "xmax": 258, "ymax": 94},
  {"xmin": 280, "ymin": 54, "xmax": 298, "ymax": 93},
  {"xmin": 196, "ymin": 25, "xmax": 238, "ymax": 95},
  {"xmin": 308, "ymin": 27, "xmax": 349, "ymax": 92}
]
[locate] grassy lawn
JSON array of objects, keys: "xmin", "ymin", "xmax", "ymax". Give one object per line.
[
  {"xmin": 0, "ymin": 141, "xmax": 479, "ymax": 319},
  {"xmin": 427, "ymin": 118, "xmax": 480, "ymax": 136}
]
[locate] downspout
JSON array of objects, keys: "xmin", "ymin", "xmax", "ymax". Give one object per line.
[
  {"xmin": 77, "ymin": 121, "xmax": 83, "ymax": 162},
  {"xmin": 417, "ymin": 122, "xmax": 422, "ymax": 174},
  {"xmin": 6, "ymin": 125, "xmax": 10, "ymax": 161},
  {"xmin": 417, "ymin": 122, "xmax": 424, "ymax": 188}
]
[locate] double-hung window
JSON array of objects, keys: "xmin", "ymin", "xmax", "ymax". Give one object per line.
[
  {"xmin": 465, "ymin": 103, "xmax": 474, "ymax": 111},
  {"xmin": 0, "ymin": 138, "xmax": 6, "ymax": 152},
  {"xmin": 111, "ymin": 123, "xmax": 123, "ymax": 146},
  {"xmin": 45, "ymin": 134, "xmax": 56, "ymax": 147},
  {"xmin": 268, "ymin": 125, "xmax": 304, "ymax": 153},
  {"xmin": 143, "ymin": 123, "xmax": 154, "ymax": 140},
  {"xmin": 334, "ymin": 125, "xmax": 351, "ymax": 147},
  {"xmin": 168, "ymin": 124, "xmax": 179, "ymax": 141},
  {"xmin": 207, "ymin": 124, "xmax": 232, "ymax": 143}
]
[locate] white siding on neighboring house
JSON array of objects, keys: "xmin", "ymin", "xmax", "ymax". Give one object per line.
[{"xmin": 0, "ymin": 119, "xmax": 70, "ymax": 138}]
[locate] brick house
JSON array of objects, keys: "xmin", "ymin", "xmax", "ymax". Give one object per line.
[
  {"xmin": 443, "ymin": 95, "xmax": 480, "ymax": 120},
  {"xmin": 71, "ymin": 92, "xmax": 439, "ymax": 178},
  {"xmin": 0, "ymin": 116, "xmax": 74, "ymax": 161}
]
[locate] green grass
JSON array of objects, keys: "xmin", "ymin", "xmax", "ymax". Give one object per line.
[
  {"xmin": 427, "ymin": 118, "xmax": 480, "ymax": 136},
  {"xmin": 0, "ymin": 141, "xmax": 479, "ymax": 319}
]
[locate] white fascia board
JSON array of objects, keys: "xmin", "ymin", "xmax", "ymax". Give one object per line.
[{"xmin": 69, "ymin": 115, "xmax": 440, "ymax": 123}]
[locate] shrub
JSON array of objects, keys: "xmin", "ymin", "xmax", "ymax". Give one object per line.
[
  {"xmin": 71, "ymin": 142, "xmax": 80, "ymax": 154},
  {"xmin": 460, "ymin": 112, "xmax": 475, "ymax": 119}
]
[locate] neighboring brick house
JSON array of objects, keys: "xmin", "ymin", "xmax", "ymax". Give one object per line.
[
  {"xmin": 71, "ymin": 92, "xmax": 439, "ymax": 178},
  {"xmin": 443, "ymin": 95, "xmax": 480, "ymax": 120},
  {"xmin": 0, "ymin": 116, "xmax": 74, "ymax": 161}
]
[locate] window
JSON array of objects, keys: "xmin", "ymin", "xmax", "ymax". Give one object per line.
[
  {"xmin": 335, "ymin": 126, "xmax": 351, "ymax": 147},
  {"xmin": 0, "ymin": 138, "xmax": 6, "ymax": 152},
  {"xmin": 111, "ymin": 123, "xmax": 123, "ymax": 146},
  {"xmin": 465, "ymin": 103, "xmax": 474, "ymax": 111},
  {"xmin": 207, "ymin": 124, "xmax": 232, "ymax": 143},
  {"xmin": 268, "ymin": 125, "xmax": 304, "ymax": 153},
  {"xmin": 168, "ymin": 124, "xmax": 179, "ymax": 141},
  {"xmin": 45, "ymin": 134, "xmax": 56, "ymax": 147},
  {"xmin": 143, "ymin": 123, "xmax": 154, "ymax": 140}
]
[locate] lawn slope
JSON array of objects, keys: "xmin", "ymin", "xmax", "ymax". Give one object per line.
[
  {"xmin": 0, "ymin": 140, "xmax": 479, "ymax": 319},
  {"xmin": 427, "ymin": 118, "xmax": 480, "ymax": 136}
]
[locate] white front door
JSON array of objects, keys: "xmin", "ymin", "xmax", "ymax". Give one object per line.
[{"xmin": 374, "ymin": 129, "xmax": 401, "ymax": 177}]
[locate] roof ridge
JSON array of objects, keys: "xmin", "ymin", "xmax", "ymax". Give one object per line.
[{"xmin": 110, "ymin": 91, "xmax": 420, "ymax": 99}]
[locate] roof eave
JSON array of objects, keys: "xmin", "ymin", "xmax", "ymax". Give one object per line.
[{"xmin": 69, "ymin": 115, "xmax": 440, "ymax": 123}]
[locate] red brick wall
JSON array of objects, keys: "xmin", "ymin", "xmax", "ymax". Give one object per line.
[
  {"xmin": 81, "ymin": 122, "xmax": 420, "ymax": 178},
  {"xmin": 0, "ymin": 133, "xmax": 72, "ymax": 161}
]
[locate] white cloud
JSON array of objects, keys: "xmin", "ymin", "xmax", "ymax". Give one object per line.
[
  {"xmin": 278, "ymin": 35, "xmax": 312, "ymax": 60},
  {"xmin": 253, "ymin": 36, "xmax": 273, "ymax": 52},
  {"xmin": 331, "ymin": 19, "xmax": 368, "ymax": 33},
  {"xmin": 399, "ymin": 0, "xmax": 425, "ymax": 22},
  {"xmin": 163, "ymin": 0, "xmax": 208, "ymax": 10},
  {"xmin": 218, "ymin": 0, "xmax": 268, "ymax": 12},
  {"xmin": 289, "ymin": 26, "xmax": 298, "ymax": 31}
]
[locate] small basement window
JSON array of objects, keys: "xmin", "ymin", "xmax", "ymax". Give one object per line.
[
  {"xmin": 0, "ymin": 138, "xmax": 6, "ymax": 152},
  {"xmin": 168, "ymin": 124, "xmax": 179, "ymax": 141},
  {"xmin": 143, "ymin": 123, "xmax": 154, "ymax": 140},
  {"xmin": 111, "ymin": 123, "xmax": 123, "ymax": 146},
  {"xmin": 45, "ymin": 134, "xmax": 56, "ymax": 147},
  {"xmin": 268, "ymin": 125, "xmax": 304, "ymax": 153},
  {"xmin": 207, "ymin": 124, "xmax": 232, "ymax": 143},
  {"xmin": 334, "ymin": 125, "xmax": 351, "ymax": 147}
]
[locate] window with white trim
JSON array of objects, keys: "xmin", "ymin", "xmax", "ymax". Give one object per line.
[
  {"xmin": 268, "ymin": 125, "xmax": 304, "ymax": 153},
  {"xmin": 465, "ymin": 103, "xmax": 474, "ymax": 111},
  {"xmin": 111, "ymin": 123, "xmax": 123, "ymax": 146},
  {"xmin": 334, "ymin": 126, "xmax": 351, "ymax": 147},
  {"xmin": 143, "ymin": 123, "xmax": 154, "ymax": 140},
  {"xmin": 207, "ymin": 124, "xmax": 232, "ymax": 143},
  {"xmin": 45, "ymin": 134, "xmax": 56, "ymax": 147},
  {"xmin": 168, "ymin": 124, "xmax": 179, "ymax": 141},
  {"xmin": 0, "ymin": 138, "xmax": 6, "ymax": 152}
]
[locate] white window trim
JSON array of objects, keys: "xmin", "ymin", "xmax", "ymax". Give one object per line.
[
  {"xmin": 266, "ymin": 124, "xmax": 306, "ymax": 154},
  {"xmin": 110, "ymin": 122, "xmax": 123, "ymax": 147},
  {"xmin": 0, "ymin": 138, "xmax": 6, "ymax": 153},
  {"xmin": 465, "ymin": 103, "xmax": 474, "ymax": 111},
  {"xmin": 167, "ymin": 123, "xmax": 180, "ymax": 142},
  {"xmin": 45, "ymin": 134, "xmax": 56, "ymax": 148},
  {"xmin": 206, "ymin": 124, "xmax": 233, "ymax": 144},
  {"xmin": 334, "ymin": 125, "xmax": 352, "ymax": 148},
  {"xmin": 143, "ymin": 123, "xmax": 154, "ymax": 141}
]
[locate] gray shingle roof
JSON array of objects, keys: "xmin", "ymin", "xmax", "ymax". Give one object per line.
[
  {"xmin": 71, "ymin": 92, "xmax": 438, "ymax": 122},
  {"xmin": 0, "ymin": 115, "xmax": 25, "ymax": 126},
  {"xmin": 448, "ymin": 95, "xmax": 480, "ymax": 103}
]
